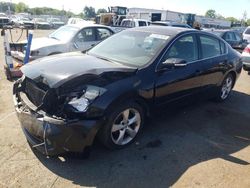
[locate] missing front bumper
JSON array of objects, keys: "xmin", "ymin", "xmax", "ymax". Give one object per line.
[{"xmin": 13, "ymin": 81, "xmax": 104, "ymax": 156}]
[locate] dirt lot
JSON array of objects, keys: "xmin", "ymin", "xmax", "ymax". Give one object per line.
[{"xmin": 0, "ymin": 29, "xmax": 250, "ymax": 188}]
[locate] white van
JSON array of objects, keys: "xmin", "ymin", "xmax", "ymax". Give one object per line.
[{"xmin": 243, "ymin": 26, "xmax": 250, "ymax": 43}]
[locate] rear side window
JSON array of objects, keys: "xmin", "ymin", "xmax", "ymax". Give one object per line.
[
  {"xmin": 235, "ymin": 33, "xmax": 242, "ymax": 41},
  {"xmin": 244, "ymin": 28, "xmax": 250, "ymax": 34},
  {"xmin": 224, "ymin": 32, "xmax": 236, "ymax": 41},
  {"xmin": 121, "ymin": 20, "xmax": 135, "ymax": 27},
  {"xmin": 200, "ymin": 35, "xmax": 221, "ymax": 58},
  {"xmin": 138, "ymin": 21, "xmax": 147, "ymax": 27}
]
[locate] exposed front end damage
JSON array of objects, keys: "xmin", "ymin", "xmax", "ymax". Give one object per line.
[{"xmin": 13, "ymin": 77, "xmax": 104, "ymax": 156}]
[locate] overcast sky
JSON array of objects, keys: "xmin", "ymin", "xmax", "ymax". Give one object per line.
[{"xmin": 4, "ymin": 0, "xmax": 250, "ymax": 19}]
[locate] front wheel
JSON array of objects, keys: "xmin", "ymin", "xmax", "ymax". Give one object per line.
[
  {"xmin": 215, "ymin": 73, "xmax": 234, "ymax": 102},
  {"xmin": 98, "ymin": 102, "xmax": 144, "ymax": 150}
]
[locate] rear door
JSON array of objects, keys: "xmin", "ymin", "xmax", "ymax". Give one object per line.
[
  {"xmin": 154, "ymin": 34, "xmax": 204, "ymax": 105},
  {"xmin": 198, "ymin": 34, "xmax": 228, "ymax": 89}
]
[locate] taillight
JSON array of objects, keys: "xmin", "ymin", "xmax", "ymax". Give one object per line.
[{"xmin": 243, "ymin": 46, "xmax": 250, "ymax": 53}]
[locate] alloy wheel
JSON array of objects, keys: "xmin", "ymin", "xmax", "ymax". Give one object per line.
[
  {"xmin": 111, "ymin": 108, "xmax": 141, "ymax": 145},
  {"xmin": 221, "ymin": 76, "xmax": 233, "ymax": 100}
]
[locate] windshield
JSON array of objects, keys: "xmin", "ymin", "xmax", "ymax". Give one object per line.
[
  {"xmin": 49, "ymin": 25, "xmax": 79, "ymax": 41},
  {"xmin": 88, "ymin": 30, "xmax": 169, "ymax": 67}
]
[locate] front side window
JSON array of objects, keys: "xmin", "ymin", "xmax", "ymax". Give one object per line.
[
  {"xmin": 76, "ymin": 28, "xmax": 95, "ymax": 42},
  {"xmin": 163, "ymin": 35, "xmax": 198, "ymax": 63},
  {"xmin": 200, "ymin": 35, "xmax": 221, "ymax": 58}
]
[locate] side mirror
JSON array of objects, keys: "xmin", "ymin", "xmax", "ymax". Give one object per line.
[{"xmin": 159, "ymin": 58, "xmax": 187, "ymax": 70}]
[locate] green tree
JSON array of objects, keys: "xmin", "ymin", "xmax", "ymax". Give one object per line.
[
  {"xmin": 226, "ymin": 17, "xmax": 239, "ymax": 23},
  {"xmin": 247, "ymin": 19, "xmax": 250, "ymax": 26},
  {"xmin": 205, "ymin": 9, "xmax": 216, "ymax": 19},
  {"xmin": 96, "ymin": 8, "xmax": 107, "ymax": 15},
  {"xmin": 15, "ymin": 2, "xmax": 28, "ymax": 13},
  {"xmin": 216, "ymin": 14, "xmax": 224, "ymax": 19},
  {"xmin": 83, "ymin": 6, "xmax": 96, "ymax": 19}
]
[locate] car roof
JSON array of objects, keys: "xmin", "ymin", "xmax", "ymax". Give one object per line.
[
  {"xmin": 66, "ymin": 23, "xmax": 113, "ymax": 30},
  {"xmin": 129, "ymin": 26, "xmax": 195, "ymax": 36},
  {"xmin": 122, "ymin": 18, "xmax": 149, "ymax": 22}
]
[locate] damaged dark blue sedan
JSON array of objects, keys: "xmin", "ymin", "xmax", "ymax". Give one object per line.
[{"xmin": 13, "ymin": 26, "xmax": 242, "ymax": 156}]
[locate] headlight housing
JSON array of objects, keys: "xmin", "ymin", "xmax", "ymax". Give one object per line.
[{"xmin": 68, "ymin": 85, "xmax": 107, "ymax": 112}]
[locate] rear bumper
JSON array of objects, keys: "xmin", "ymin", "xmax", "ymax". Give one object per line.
[
  {"xmin": 241, "ymin": 55, "xmax": 250, "ymax": 71},
  {"xmin": 13, "ymin": 81, "xmax": 103, "ymax": 156}
]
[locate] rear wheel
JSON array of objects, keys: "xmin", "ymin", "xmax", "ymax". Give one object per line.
[
  {"xmin": 215, "ymin": 73, "xmax": 234, "ymax": 102},
  {"xmin": 98, "ymin": 102, "xmax": 144, "ymax": 149}
]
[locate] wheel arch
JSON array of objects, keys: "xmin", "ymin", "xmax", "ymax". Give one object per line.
[
  {"xmin": 48, "ymin": 52, "xmax": 62, "ymax": 56},
  {"xmin": 103, "ymin": 92, "xmax": 151, "ymax": 118}
]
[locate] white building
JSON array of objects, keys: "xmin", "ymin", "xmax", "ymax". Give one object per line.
[{"xmin": 127, "ymin": 8, "xmax": 231, "ymax": 29}]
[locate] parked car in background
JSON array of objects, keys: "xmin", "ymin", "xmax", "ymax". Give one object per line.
[
  {"xmin": 18, "ymin": 18, "xmax": 35, "ymax": 29},
  {"xmin": 33, "ymin": 18, "xmax": 50, "ymax": 29},
  {"xmin": 208, "ymin": 30, "xmax": 248, "ymax": 52},
  {"xmin": 110, "ymin": 18, "xmax": 151, "ymax": 33},
  {"xmin": 0, "ymin": 13, "xmax": 12, "ymax": 28},
  {"xmin": 151, "ymin": 21, "xmax": 192, "ymax": 28},
  {"xmin": 67, "ymin": 17, "xmax": 87, "ymax": 24},
  {"xmin": 120, "ymin": 18, "xmax": 151, "ymax": 27},
  {"xmin": 13, "ymin": 26, "xmax": 242, "ymax": 156},
  {"xmin": 241, "ymin": 45, "xmax": 250, "ymax": 74},
  {"xmin": 243, "ymin": 26, "xmax": 250, "ymax": 43},
  {"xmin": 12, "ymin": 24, "xmax": 114, "ymax": 61},
  {"xmin": 47, "ymin": 18, "xmax": 65, "ymax": 29},
  {"xmin": 231, "ymin": 27, "xmax": 246, "ymax": 36}
]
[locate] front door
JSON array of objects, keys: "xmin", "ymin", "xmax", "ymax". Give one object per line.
[
  {"xmin": 72, "ymin": 27, "xmax": 98, "ymax": 52},
  {"xmin": 155, "ymin": 34, "xmax": 204, "ymax": 105}
]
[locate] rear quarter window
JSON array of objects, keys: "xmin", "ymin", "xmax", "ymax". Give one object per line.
[{"xmin": 220, "ymin": 41, "xmax": 226, "ymax": 54}]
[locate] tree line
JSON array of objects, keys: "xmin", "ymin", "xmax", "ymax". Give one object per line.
[
  {"xmin": 0, "ymin": 2, "xmax": 106, "ymax": 19},
  {"xmin": 205, "ymin": 9, "xmax": 250, "ymax": 26},
  {"xmin": 1, "ymin": 2, "xmax": 249, "ymax": 26}
]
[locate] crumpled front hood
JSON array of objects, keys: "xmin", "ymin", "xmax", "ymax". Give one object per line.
[
  {"xmin": 21, "ymin": 52, "xmax": 136, "ymax": 88},
  {"xmin": 30, "ymin": 37, "xmax": 63, "ymax": 51}
]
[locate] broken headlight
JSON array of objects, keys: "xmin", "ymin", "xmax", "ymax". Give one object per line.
[{"xmin": 68, "ymin": 85, "xmax": 107, "ymax": 112}]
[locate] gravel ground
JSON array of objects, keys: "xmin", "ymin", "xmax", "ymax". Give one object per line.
[{"xmin": 0, "ymin": 29, "xmax": 249, "ymax": 188}]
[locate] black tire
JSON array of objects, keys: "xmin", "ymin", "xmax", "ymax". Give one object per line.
[
  {"xmin": 214, "ymin": 73, "xmax": 234, "ymax": 102},
  {"xmin": 98, "ymin": 102, "xmax": 144, "ymax": 150}
]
